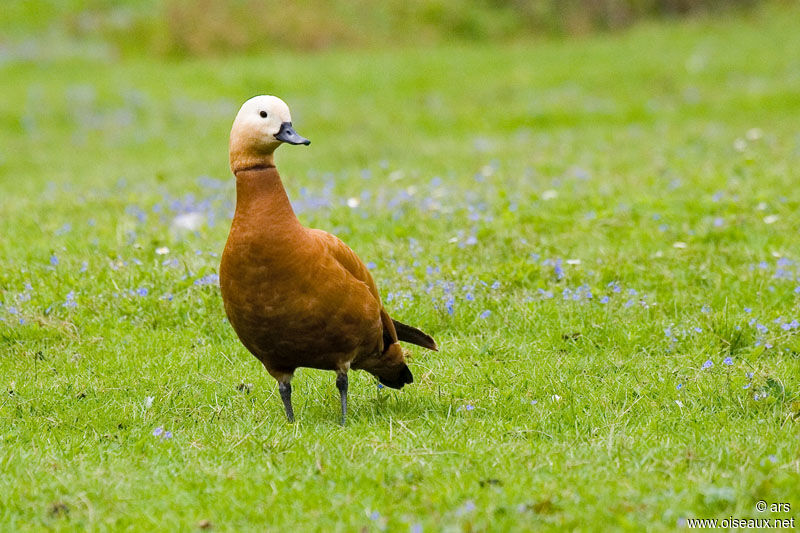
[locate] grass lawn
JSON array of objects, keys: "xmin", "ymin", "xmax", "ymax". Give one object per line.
[{"xmin": 2, "ymin": 5, "xmax": 800, "ymax": 531}]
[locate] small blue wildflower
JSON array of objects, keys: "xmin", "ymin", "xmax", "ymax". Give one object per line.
[
  {"xmin": 530, "ymin": 400, "xmax": 538, "ymax": 405},
  {"xmin": 768, "ymin": 455, "xmax": 778, "ymax": 463},
  {"xmin": 624, "ymin": 299, "xmax": 634, "ymax": 308},
  {"xmin": 600, "ymin": 295, "xmax": 609, "ymax": 304},
  {"xmin": 50, "ymin": 254, "xmax": 59, "ymax": 266},
  {"xmin": 411, "ymin": 524, "xmax": 423, "ymax": 533},
  {"xmin": 537, "ymin": 288, "xmax": 553, "ymax": 299},
  {"xmin": 774, "ymin": 268, "xmax": 792, "ymax": 280},
  {"xmin": 702, "ymin": 359, "xmax": 713, "ymax": 370},
  {"xmin": 136, "ymin": 287, "xmax": 149, "ymax": 297},
  {"xmin": 163, "ymin": 431, "xmax": 173, "ymax": 439},
  {"xmin": 377, "ymin": 383, "xmax": 384, "ymax": 389},
  {"xmin": 464, "ymin": 404, "xmax": 475, "ymax": 411},
  {"xmin": 744, "ymin": 307, "xmax": 752, "ymax": 313},
  {"xmin": 445, "ymin": 296, "xmax": 454, "ymax": 315},
  {"xmin": 152, "ymin": 427, "xmax": 164, "ymax": 437},
  {"xmin": 701, "ymin": 304, "xmax": 711, "ymax": 313},
  {"xmin": 781, "ymin": 319, "xmax": 799, "ymax": 330},
  {"xmin": 366, "ymin": 261, "xmax": 376, "ymax": 269},
  {"xmin": 8, "ymin": 306, "xmax": 18, "ymax": 315},
  {"xmin": 369, "ymin": 511, "xmax": 380, "ymax": 521},
  {"xmin": 458, "ymin": 501, "xmax": 476, "ymax": 515},
  {"xmin": 795, "ymin": 286, "xmax": 800, "ymax": 294},
  {"xmin": 491, "ymin": 281, "xmax": 501, "ymax": 290},
  {"xmin": 64, "ymin": 291, "xmax": 77, "ymax": 308},
  {"xmin": 743, "ymin": 383, "xmax": 751, "ymax": 389},
  {"xmin": 693, "ymin": 327, "xmax": 702, "ymax": 333},
  {"xmin": 553, "ymin": 259, "xmax": 564, "ymax": 280},
  {"xmin": 465, "ymin": 293, "xmax": 474, "ymax": 302},
  {"xmin": 479, "ymin": 310, "xmax": 491, "ymax": 319},
  {"xmin": 79, "ymin": 261, "xmax": 88, "ymax": 273},
  {"xmin": 465, "ymin": 236, "xmax": 478, "ymax": 246},
  {"xmin": 713, "ymin": 217, "xmax": 724, "ymax": 227},
  {"xmin": 194, "ymin": 273, "xmax": 219, "ymax": 286},
  {"xmin": 676, "ymin": 383, "xmax": 683, "ymax": 390},
  {"xmin": 723, "ymin": 357, "xmax": 733, "ymax": 366}
]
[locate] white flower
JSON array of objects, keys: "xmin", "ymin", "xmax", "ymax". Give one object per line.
[
  {"xmin": 745, "ymin": 128, "xmax": 763, "ymax": 141},
  {"xmin": 541, "ymin": 190, "xmax": 558, "ymax": 200},
  {"xmin": 172, "ymin": 212, "xmax": 205, "ymax": 231}
]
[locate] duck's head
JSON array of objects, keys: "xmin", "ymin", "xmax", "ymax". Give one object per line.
[{"xmin": 229, "ymin": 95, "xmax": 310, "ymax": 173}]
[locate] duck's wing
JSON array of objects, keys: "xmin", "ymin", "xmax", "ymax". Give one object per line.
[{"xmin": 309, "ymin": 228, "xmax": 398, "ymax": 345}]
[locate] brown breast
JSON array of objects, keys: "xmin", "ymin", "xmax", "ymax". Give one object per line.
[{"xmin": 219, "ymin": 167, "xmax": 383, "ymax": 373}]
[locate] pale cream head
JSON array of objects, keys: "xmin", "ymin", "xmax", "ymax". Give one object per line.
[{"xmin": 229, "ymin": 95, "xmax": 310, "ymax": 173}]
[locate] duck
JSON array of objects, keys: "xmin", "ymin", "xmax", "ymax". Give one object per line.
[{"xmin": 219, "ymin": 95, "xmax": 437, "ymax": 425}]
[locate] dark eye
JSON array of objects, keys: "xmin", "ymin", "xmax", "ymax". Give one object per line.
[{"xmin": 259, "ymin": 111, "xmax": 268, "ymax": 118}]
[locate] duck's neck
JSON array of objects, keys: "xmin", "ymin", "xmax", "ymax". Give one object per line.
[{"xmin": 232, "ymin": 166, "xmax": 301, "ymax": 228}]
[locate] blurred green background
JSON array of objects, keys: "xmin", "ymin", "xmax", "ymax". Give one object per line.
[{"xmin": 1, "ymin": 0, "xmax": 765, "ymax": 58}]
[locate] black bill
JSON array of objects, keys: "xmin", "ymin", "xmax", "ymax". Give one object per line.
[{"xmin": 275, "ymin": 122, "xmax": 310, "ymax": 145}]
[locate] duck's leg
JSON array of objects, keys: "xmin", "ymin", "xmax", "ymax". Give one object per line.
[
  {"xmin": 276, "ymin": 377, "xmax": 294, "ymax": 423},
  {"xmin": 336, "ymin": 370, "xmax": 348, "ymax": 426}
]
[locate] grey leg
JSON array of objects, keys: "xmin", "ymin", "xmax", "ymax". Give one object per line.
[
  {"xmin": 336, "ymin": 372, "xmax": 348, "ymax": 426},
  {"xmin": 278, "ymin": 381, "xmax": 294, "ymax": 422}
]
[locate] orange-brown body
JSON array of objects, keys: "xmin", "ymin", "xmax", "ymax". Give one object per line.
[{"xmin": 220, "ymin": 166, "xmax": 408, "ymax": 384}]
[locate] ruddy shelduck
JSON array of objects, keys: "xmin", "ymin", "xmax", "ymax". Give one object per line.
[{"xmin": 220, "ymin": 95, "xmax": 437, "ymax": 424}]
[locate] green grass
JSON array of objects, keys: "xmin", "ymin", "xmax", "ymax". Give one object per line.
[{"xmin": 2, "ymin": 5, "xmax": 800, "ymax": 531}]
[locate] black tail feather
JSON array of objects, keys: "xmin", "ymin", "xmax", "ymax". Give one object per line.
[
  {"xmin": 392, "ymin": 319, "xmax": 438, "ymax": 351},
  {"xmin": 379, "ymin": 365, "xmax": 414, "ymax": 389}
]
